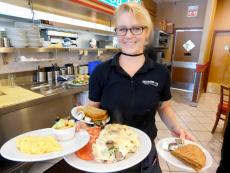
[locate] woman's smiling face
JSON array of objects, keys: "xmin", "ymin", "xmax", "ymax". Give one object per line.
[{"xmin": 115, "ymin": 12, "xmax": 148, "ymax": 55}]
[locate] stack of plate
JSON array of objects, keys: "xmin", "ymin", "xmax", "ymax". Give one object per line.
[
  {"xmin": 26, "ymin": 27, "xmax": 42, "ymax": 47},
  {"xmin": 15, "ymin": 22, "xmax": 42, "ymax": 47},
  {"xmin": 6, "ymin": 28, "xmax": 28, "ymax": 48}
]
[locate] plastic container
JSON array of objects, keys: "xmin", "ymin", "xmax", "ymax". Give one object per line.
[{"xmin": 88, "ymin": 60, "xmax": 102, "ymax": 75}]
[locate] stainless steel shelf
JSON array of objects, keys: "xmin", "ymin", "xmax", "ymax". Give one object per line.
[
  {"xmin": 0, "ymin": 47, "xmax": 16, "ymax": 53},
  {"xmin": 20, "ymin": 48, "xmax": 55, "ymax": 52}
]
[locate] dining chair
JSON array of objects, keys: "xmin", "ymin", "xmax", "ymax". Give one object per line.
[{"xmin": 211, "ymin": 85, "xmax": 230, "ymax": 136}]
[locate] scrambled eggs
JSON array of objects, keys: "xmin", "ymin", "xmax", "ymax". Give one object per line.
[
  {"xmin": 16, "ymin": 136, "xmax": 62, "ymax": 154},
  {"xmin": 92, "ymin": 124, "xmax": 139, "ymax": 163}
]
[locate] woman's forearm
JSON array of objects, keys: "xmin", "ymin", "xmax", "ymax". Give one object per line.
[{"xmin": 157, "ymin": 101, "xmax": 181, "ymax": 131}]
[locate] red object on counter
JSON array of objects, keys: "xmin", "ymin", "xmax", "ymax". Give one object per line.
[{"xmin": 75, "ymin": 126, "xmax": 101, "ymax": 160}]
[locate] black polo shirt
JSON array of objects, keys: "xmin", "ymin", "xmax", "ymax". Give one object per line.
[{"xmin": 89, "ymin": 52, "xmax": 171, "ymax": 139}]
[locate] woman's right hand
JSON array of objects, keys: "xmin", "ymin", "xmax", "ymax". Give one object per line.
[{"xmin": 171, "ymin": 126, "xmax": 195, "ymax": 141}]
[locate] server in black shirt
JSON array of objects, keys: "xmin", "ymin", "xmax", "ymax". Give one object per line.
[{"xmin": 88, "ymin": 2, "xmax": 194, "ymax": 173}]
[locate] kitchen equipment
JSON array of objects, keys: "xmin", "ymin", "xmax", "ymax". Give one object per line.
[
  {"xmin": 47, "ymin": 71, "xmax": 53, "ymax": 81},
  {"xmin": 7, "ymin": 74, "xmax": 16, "ymax": 87},
  {"xmin": 45, "ymin": 67, "xmax": 54, "ymax": 81},
  {"xmin": 152, "ymin": 29, "xmax": 169, "ymax": 48},
  {"xmin": 54, "ymin": 70, "xmax": 60, "ymax": 80},
  {"xmin": 79, "ymin": 65, "xmax": 88, "ymax": 75},
  {"xmin": 38, "ymin": 72, "xmax": 46, "ymax": 82},
  {"xmin": 89, "ymin": 38, "xmax": 97, "ymax": 48},
  {"xmin": 52, "ymin": 63, "xmax": 60, "ymax": 80},
  {"xmin": 0, "ymin": 38, "xmax": 4, "ymax": 47},
  {"xmin": 36, "ymin": 66, "xmax": 46, "ymax": 83},
  {"xmin": 73, "ymin": 64, "xmax": 79, "ymax": 76},
  {"xmin": 65, "ymin": 63, "xmax": 74, "ymax": 75},
  {"xmin": 60, "ymin": 67, "xmax": 66, "ymax": 76},
  {"xmin": 3, "ymin": 37, "xmax": 10, "ymax": 47}
]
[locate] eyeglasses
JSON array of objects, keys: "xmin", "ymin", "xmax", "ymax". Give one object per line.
[{"xmin": 114, "ymin": 26, "xmax": 147, "ymax": 36}]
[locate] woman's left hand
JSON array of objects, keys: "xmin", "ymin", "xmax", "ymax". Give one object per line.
[{"xmin": 171, "ymin": 126, "xmax": 195, "ymax": 141}]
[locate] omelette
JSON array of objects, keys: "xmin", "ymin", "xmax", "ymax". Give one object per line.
[
  {"xmin": 92, "ymin": 124, "xmax": 139, "ymax": 163},
  {"xmin": 171, "ymin": 144, "xmax": 206, "ymax": 172}
]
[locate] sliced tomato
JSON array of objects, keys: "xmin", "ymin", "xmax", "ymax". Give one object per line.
[
  {"xmin": 75, "ymin": 143, "xmax": 94, "ymax": 160},
  {"xmin": 75, "ymin": 126, "xmax": 101, "ymax": 161}
]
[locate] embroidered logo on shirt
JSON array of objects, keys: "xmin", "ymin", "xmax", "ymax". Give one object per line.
[{"xmin": 142, "ymin": 80, "xmax": 158, "ymax": 87}]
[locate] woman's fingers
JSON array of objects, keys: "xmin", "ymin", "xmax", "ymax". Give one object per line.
[
  {"xmin": 185, "ymin": 131, "xmax": 196, "ymax": 141},
  {"xmin": 171, "ymin": 126, "xmax": 195, "ymax": 141}
]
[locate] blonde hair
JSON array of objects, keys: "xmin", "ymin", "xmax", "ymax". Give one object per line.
[{"xmin": 114, "ymin": 2, "xmax": 153, "ymax": 43}]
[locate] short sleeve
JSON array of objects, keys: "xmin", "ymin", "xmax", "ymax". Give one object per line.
[
  {"xmin": 89, "ymin": 66, "xmax": 103, "ymax": 102},
  {"xmin": 160, "ymin": 68, "xmax": 172, "ymax": 101}
]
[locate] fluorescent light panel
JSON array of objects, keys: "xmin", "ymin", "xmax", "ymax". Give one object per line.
[{"xmin": 0, "ymin": 2, "xmax": 114, "ymax": 32}]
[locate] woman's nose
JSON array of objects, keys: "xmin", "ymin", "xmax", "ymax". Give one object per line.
[{"xmin": 125, "ymin": 29, "xmax": 133, "ymax": 38}]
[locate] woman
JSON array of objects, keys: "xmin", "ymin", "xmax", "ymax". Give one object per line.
[{"xmin": 88, "ymin": 2, "xmax": 194, "ymax": 173}]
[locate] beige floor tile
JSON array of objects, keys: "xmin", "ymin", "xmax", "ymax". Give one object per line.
[
  {"xmin": 213, "ymin": 155, "xmax": 221, "ymax": 165},
  {"xmin": 157, "ymin": 129, "xmax": 171, "ymax": 140},
  {"xmin": 193, "ymin": 131, "xmax": 220, "ymax": 142},
  {"xmin": 200, "ymin": 141, "xmax": 222, "ymax": 157},
  {"xmin": 202, "ymin": 123, "xmax": 214, "ymax": 132},
  {"xmin": 211, "ymin": 132, "xmax": 223, "ymax": 143},
  {"xmin": 185, "ymin": 122, "xmax": 208, "ymax": 131},
  {"xmin": 159, "ymin": 156, "xmax": 170, "ymax": 171},
  {"xmin": 202, "ymin": 160, "xmax": 219, "ymax": 173},
  {"xmin": 156, "ymin": 121, "xmax": 168, "ymax": 130},
  {"xmin": 194, "ymin": 116, "xmax": 214, "ymax": 124}
]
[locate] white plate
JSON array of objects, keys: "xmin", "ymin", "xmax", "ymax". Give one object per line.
[
  {"xmin": 71, "ymin": 106, "xmax": 110, "ymax": 125},
  {"xmin": 64, "ymin": 127, "xmax": 152, "ymax": 173},
  {"xmin": 156, "ymin": 137, "xmax": 212, "ymax": 172},
  {"xmin": 0, "ymin": 128, "xmax": 90, "ymax": 162}
]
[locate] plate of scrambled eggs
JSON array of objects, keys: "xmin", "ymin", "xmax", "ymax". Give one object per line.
[
  {"xmin": 0, "ymin": 128, "xmax": 89, "ymax": 162},
  {"xmin": 64, "ymin": 125, "xmax": 152, "ymax": 173}
]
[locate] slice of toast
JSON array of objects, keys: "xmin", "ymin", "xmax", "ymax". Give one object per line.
[
  {"xmin": 171, "ymin": 144, "xmax": 206, "ymax": 172},
  {"xmin": 78, "ymin": 106, "xmax": 108, "ymax": 121}
]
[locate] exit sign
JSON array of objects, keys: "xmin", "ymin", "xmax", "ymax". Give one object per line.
[
  {"xmin": 99, "ymin": 0, "xmax": 141, "ymax": 8},
  {"xmin": 187, "ymin": 5, "xmax": 199, "ymax": 17}
]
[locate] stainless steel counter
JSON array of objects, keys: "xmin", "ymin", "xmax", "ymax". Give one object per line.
[{"xmin": 0, "ymin": 84, "xmax": 88, "ymax": 115}]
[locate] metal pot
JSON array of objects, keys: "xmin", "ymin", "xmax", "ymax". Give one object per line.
[
  {"xmin": 38, "ymin": 71, "xmax": 46, "ymax": 82},
  {"xmin": 65, "ymin": 63, "xmax": 74, "ymax": 75}
]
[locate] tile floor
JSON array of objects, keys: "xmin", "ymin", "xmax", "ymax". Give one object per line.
[
  {"xmin": 156, "ymin": 89, "xmax": 223, "ymax": 173},
  {"xmin": 28, "ymin": 89, "xmax": 224, "ymax": 173}
]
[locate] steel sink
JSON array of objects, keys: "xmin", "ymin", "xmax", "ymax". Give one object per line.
[{"xmin": 40, "ymin": 86, "xmax": 65, "ymax": 96}]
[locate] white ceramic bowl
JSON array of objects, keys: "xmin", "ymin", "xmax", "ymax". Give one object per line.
[{"xmin": 52, "ymin": 125, "xmax": 76, "ymax": 141}]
